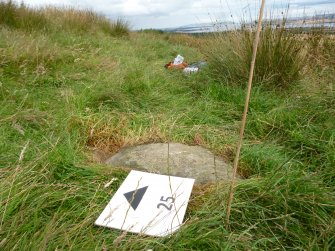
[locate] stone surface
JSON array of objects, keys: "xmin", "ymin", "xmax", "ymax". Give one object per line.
[{"xmin": 105, "ymin": 143, "xmax": 236, "ymax": 184}]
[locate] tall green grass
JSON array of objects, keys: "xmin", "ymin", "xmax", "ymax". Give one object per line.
[
  {"xmin": 0, "ymin": 1, "xmax": 129, "ymax": 36},
  {"xmin": 204, "ymin": 20, "xmax": 307, "ymax": 88},
  {"xmin": 0, "ymin": 0, "xmax": 48, "ymax": 31}
]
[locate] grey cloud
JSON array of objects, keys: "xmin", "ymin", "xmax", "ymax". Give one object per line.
[{"xmin": 18, "ymin": 0, "xmax": 335, "ymax": 29}]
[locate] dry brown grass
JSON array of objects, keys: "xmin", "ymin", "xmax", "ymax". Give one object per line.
[
  {"xmin": 306, "ymin": 34, "xmax": 335, "ymax": 67},
  {"xmin": 0, "ymin": 2, "xmax": 129, "ymax": 36},
  {"xmin": 84, "ymin": 114, "xmax": 166, "ymax": 154},
  {"xmin": 0, "ymin": 29, "xmax": 59, "ymax": 66},
  {"xmin": 41, "ymin": 7, "xmax": 112, "ymax": 34}
]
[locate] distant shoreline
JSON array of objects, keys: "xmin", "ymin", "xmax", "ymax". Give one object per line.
[{"xmin": 144, "ymin": 14, "xmax": 335, "ymax": 34}]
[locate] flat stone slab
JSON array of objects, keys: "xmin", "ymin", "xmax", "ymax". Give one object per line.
[{"xmin": 105, "ymin": 143, "xmax": 236, "ymax": 184}]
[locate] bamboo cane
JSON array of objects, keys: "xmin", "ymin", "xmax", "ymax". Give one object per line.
[{"xmin": 225, "ymin": 0, "xmax": 267, "ymax": 227}]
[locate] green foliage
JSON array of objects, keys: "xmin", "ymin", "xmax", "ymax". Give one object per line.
[
  {"xmin": 204, "ymin": 21, "xmax": 307, "ymax": 88},
  {"xmin": 0, "ymin": 0, "xmax": 48, "ymax": 31},
  {"xmin": 0, "ymin": 1, "xmax": 129, "ymax": 36},
  {"xmin": 139, "ymin": 28, "xmax": 165, "ymax": 34},
  {"xmin": 109, "ymin": 18, "xmax": 130, "ymax": 37},
  {"xmin": 252, "ymin": 25, "xmax": 306, "ymax": 87},
  {"xmin": 230, "ymin": 170, "xmax": 335, "ymax": 249}
]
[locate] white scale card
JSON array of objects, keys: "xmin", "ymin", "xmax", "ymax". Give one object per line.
[{"xmin": 95, "ymin": 170, "xmax": 195, "ymax": 237}]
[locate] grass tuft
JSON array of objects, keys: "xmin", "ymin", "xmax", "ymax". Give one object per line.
[
  {"xmin": 109, "ymin": 18, "xmax": 130, "ymax": 37},
  {"xmin": 203, "ymin": 20, "xmax": 307, "ymax": 88}
]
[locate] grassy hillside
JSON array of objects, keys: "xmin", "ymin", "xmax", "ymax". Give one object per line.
[{"xmin": 1, "ymin": 2, "xmax": 334, "ymax": 250}]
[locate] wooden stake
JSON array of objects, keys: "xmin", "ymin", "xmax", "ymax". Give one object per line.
[{"xmin": 225, "ymin": 0, "xmax": 267, "ymax": 227}]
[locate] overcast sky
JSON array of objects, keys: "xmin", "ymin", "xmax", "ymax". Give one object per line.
[{"xmin": 16, "ymin": 0, "xmax": 335, "ymax": 29}]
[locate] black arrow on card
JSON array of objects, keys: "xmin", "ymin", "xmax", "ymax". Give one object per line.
[{"xmin": 123, "ymin": 186, "xmax": 148, "ymax": 210}]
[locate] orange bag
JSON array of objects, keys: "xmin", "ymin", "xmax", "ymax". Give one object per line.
[{"xmin": 164, "ymin": 61, "xmax": 188, "ymax": 69}]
